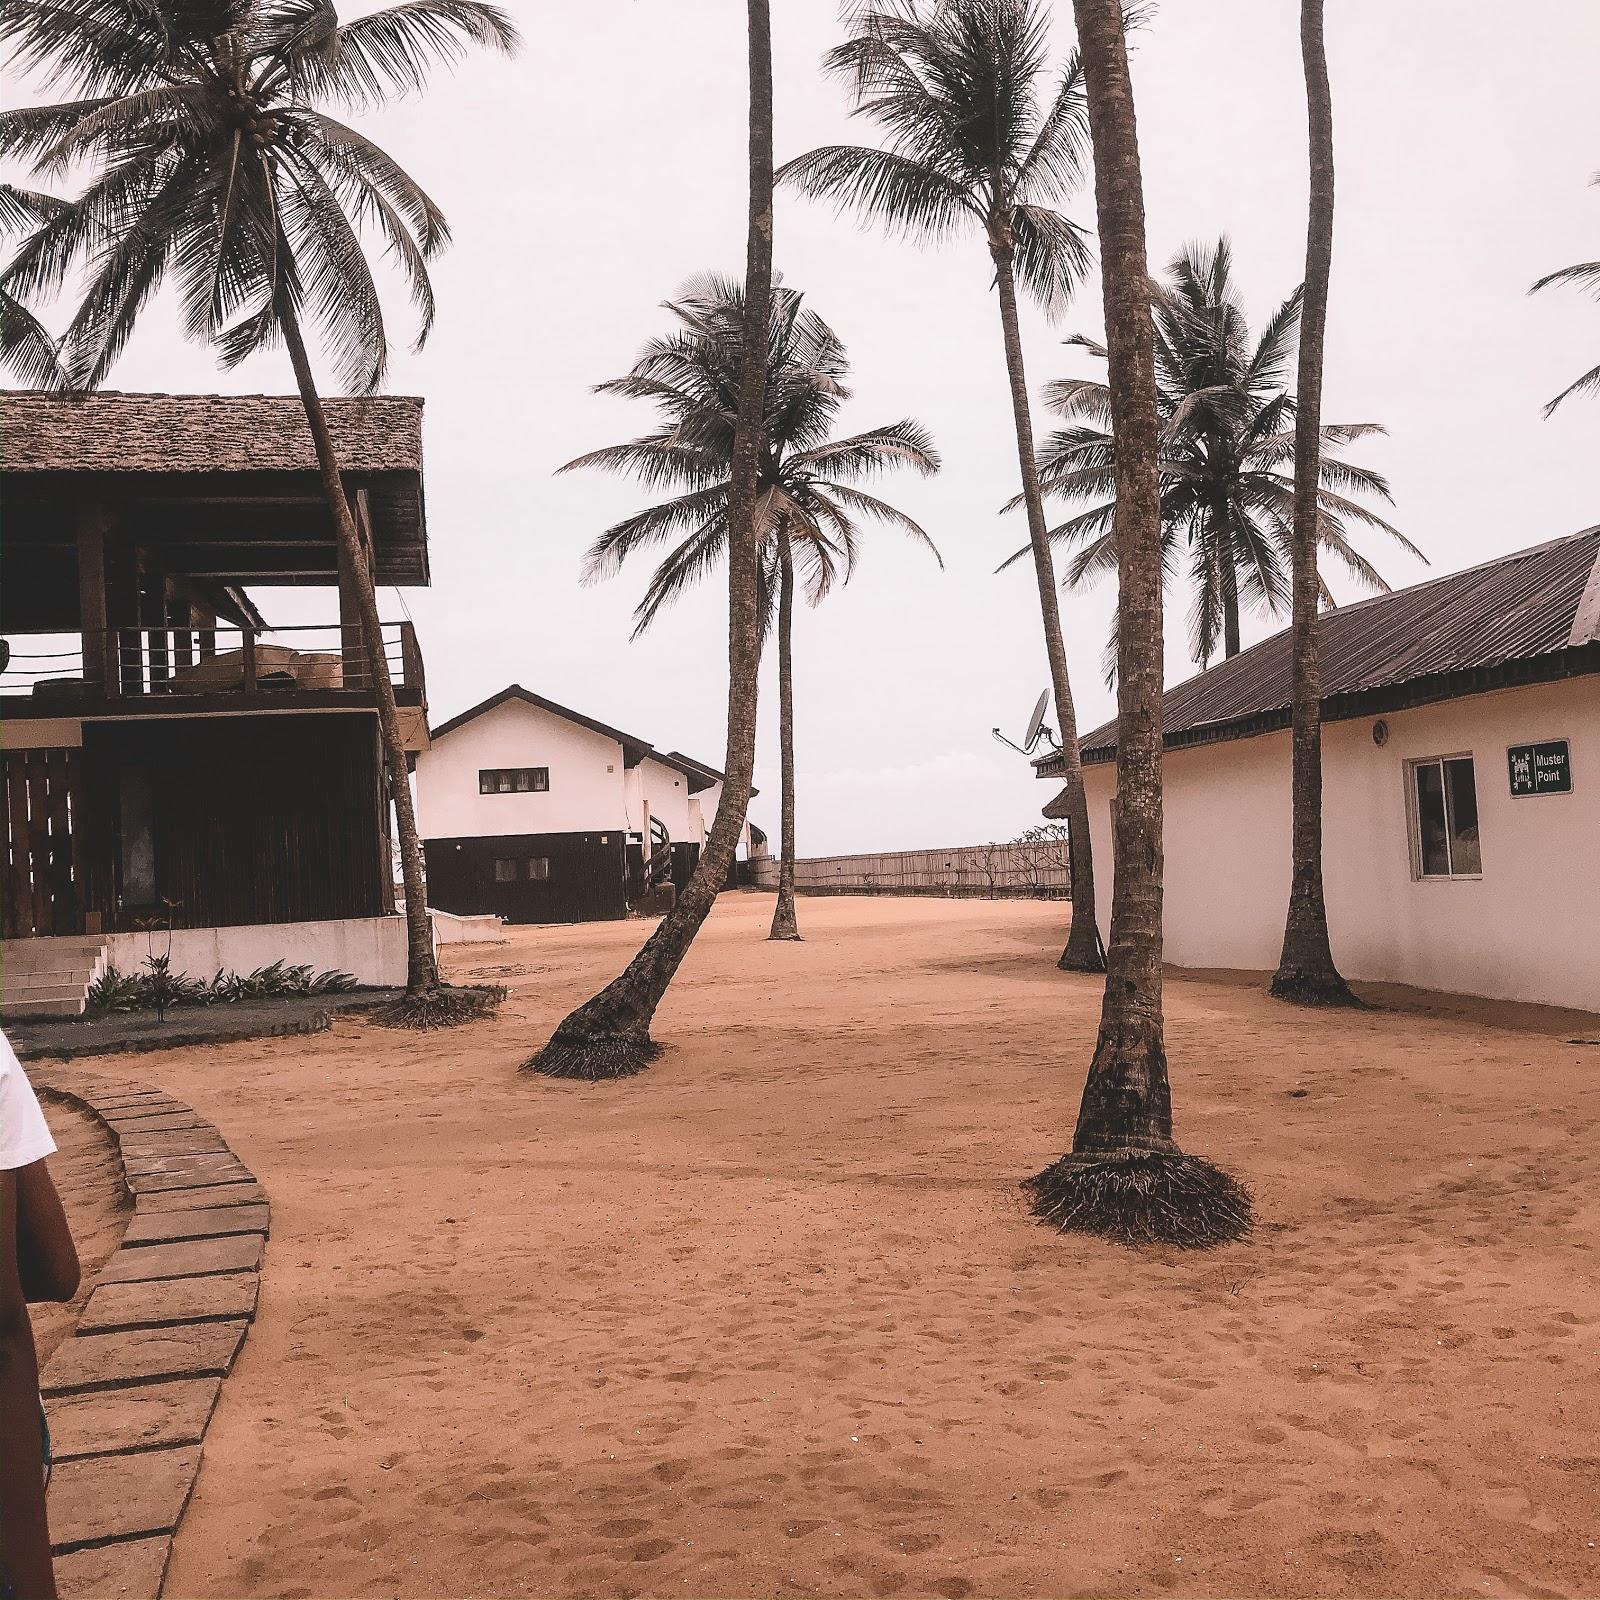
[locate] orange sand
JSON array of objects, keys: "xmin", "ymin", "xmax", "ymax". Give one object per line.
[{"xmin": 117, "ymin": 894, "xmax": 1598, "ymax": 1598}]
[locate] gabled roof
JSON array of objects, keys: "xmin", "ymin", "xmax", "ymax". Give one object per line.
[
  {"xmin": 427, "ymin": 684, "xmax": 729, "ymax": 792},
  {"xmin": 1, "ymin": 390, "xmax": 422, "ymax": 473},
  {"xmin": 1036, "ymin": 527, "xmax": 1600, "ymax": 774}
]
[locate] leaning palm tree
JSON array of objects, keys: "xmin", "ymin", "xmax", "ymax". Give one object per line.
[
  {"xmin": 1530, "ymin": 171, "xmax": 1600, "ymax": 415},
  {"xmin": 526, "ymin": 0, "xmax": 774, "ymax": 1079},
  {"xmin": 0, "ymin": 0, "xmax": 519, "ymax": 1026},
  {"xmin": 1012, "ymin": 236, "xmax": 1416, "ymax": 679},
  {"xmin": 566, "ymin": 276, "xmax": 941, "ymax": 944},
  {"xmin": 1272, "ymin": 0, "xmax": 1358, "ymax": 1007},
  {"xmin": 1025, "ymin": 0, "xmax": 1251, "ymax": 1248},
  {"xmin": 778, "ymin": 0, "xmax": 1104, "ymax": 973}
]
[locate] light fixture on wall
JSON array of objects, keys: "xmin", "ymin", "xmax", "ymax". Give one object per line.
[{"xmin": 1372, "ymin": 719, "xmax": 1389, "ymax": 747}]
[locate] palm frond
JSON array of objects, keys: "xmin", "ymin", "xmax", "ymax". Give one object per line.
[
  {"xmin": 775, "ymin": 144, "xmax": 975, "ymax": 241},
  {"xmin": 280, "ymin": 1, "xmax": 519, "ymax": 107}
]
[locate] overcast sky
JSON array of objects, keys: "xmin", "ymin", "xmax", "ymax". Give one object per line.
[{"xmin": 6, "ymin": 3, "xmax": 1596, "ymax": 854}]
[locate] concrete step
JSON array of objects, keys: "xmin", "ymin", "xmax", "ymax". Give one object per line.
[
  {"xmin": 2, "ymin": 995, "xmax": 87, "ymax": 1019},
  {"xmin": 1, "ymin": 968, "xmax": 102, "ymax": 990},
  {"xmin": 0, "ymin": 937, "xmax": 106, "ymax": 1020},
  {"xmin": 4, "ymin": 982, "xmax": 91, "ymax": 1002}
]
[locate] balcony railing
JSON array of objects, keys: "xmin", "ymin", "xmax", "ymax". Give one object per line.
[{"xmin": 1, "ymin": 621, "xmax": 426, "ymax": 704}]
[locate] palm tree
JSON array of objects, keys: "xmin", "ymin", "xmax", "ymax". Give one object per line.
[
  {"xmin": 1530, "ymin": 172, "xmax": 1600, "ymax": 415},
  {"xmin": 1271, "ymin": 0, "xmax": 1358, "ymax": 1007},
  {"xmin": 1013, "ymin": 237, "xmax": 1416, "ymax": 679},
  {"xmin": 1025, "ymin": 0, "xmax": 1251, "ymax": 1248},
  {"xmin": 526, "ymin": 0, "xmax": 774, "ymax": 1079},
  {"xmin": 0, "ymin": 184, "xmax": 66, "ymax": 385},
  {"xmin": 0, "ymin": 0, "xmax": 519, "ymax": 1025},
  {"xmin": 778, "ymin": 0, "xmax": 1104, "ymax": 974},
  {"xmin": 565, "ymin": 277, "xmax": 941, "ymax": 944}
]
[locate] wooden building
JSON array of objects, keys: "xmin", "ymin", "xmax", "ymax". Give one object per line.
[
  {"xmin": 1, "ymin": 391, "xmax": 433, "ymax": 1014},
  {"xmin": 415, "ymin": 684, "xmax": 741, "ymax": 924}
]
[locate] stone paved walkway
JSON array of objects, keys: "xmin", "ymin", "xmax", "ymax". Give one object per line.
[{"xmin": 33, "ymin": 1069, "xmax": 268, "ymax": 1600}]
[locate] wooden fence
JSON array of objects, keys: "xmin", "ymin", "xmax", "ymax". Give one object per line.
[{"xmin": 747, "ymin": 839, "xmax": 1070, "ymax": 900}]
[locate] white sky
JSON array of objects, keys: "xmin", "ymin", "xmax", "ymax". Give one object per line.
[{"xmin": 5, "ymin": 2, "xmax": 1596, "ymax": 854}]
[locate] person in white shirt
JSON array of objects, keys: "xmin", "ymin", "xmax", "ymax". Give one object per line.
[{"xmin": 1, "ymin": 1029, "xmax": 80, "ymax": 1600}]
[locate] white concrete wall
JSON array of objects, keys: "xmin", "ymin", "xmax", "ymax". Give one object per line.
[
  {"xmin": 1079, "ymin": 677, "xmax": 1600, "ymax": 1011},
  {"xmin": 415, "ymin": 698, "xmax": 628, "ymax": 840},
  {"xmin": 106, "ymin": 915, "xmax": 410, "ymax": 987},
  {"xmin": 640, "ymin": 756, "xmax": 695, "ymax": 845},
  {"xmin": 430, "ymin": 910, "xmax": 506, "ymax": 945}
]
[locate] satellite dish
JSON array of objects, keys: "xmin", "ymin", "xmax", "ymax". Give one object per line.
[
  {"xmin": 992, "ymin": 687, "xmax": 1057, "ymax": 757},
  {"xmin": 1023, "ymin": 689, "xmax": 1049, "ymax": 749}
]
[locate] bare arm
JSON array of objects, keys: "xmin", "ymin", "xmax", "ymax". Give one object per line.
[
  {"xmin": 15, "ymin": 1160, "xmax": 79, "ymax": 1305},
  {"xmin": 1, "ymin": 1167, "xmax": 60, "ymax": 1600}
]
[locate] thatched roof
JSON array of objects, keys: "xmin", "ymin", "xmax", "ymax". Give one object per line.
[
  {"xmin": 0, "ymin": 390, "xmax": 422, "ymax": 474},
  {"xmin": 1037, "ymin": 526, "xmax": 1600, "ymax": 774}
]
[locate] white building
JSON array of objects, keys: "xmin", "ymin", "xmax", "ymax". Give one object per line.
[
  {"xmin": 1038, "ymin": 528, "xmax": 1600, "ymax": 1013},
  {"xmin": 415, "ymin": 684, "xmax": 739, "ymax": 923}
]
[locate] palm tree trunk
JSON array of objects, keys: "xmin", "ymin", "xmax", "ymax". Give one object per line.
[
  {"xmin": 1221, "ymin": 553, "xmax": 1242, "ymax": 658},
  {"xmin": 1271, "ymin": 0, "xmax": 1357, "ymax": 1007},
  {"xmin": 768, "ymin": 518, "xmax": 801, "ymax": 941},
  {"xmin": 280, "ymin": 304, "xmax": 439, "ymax": 999},
  {"xmin": 526, "ymin": 0, "xmax": 773, "ymax": 1078},
  {"xmin": 989, "ymin": 243, "xmax": 1102, "ymax": 974},
  {"xmin": 1027, "ymin": 0, "xmax": 1250, "ymax": 1247}
]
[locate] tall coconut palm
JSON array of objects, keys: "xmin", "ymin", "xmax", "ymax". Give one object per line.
[
  {"xmin": 527, "ymin": 0, "xmax": 774, "ymax": 1079},
  {"xmin": 0, "ymin": 0, "xmax": 518, "ymax": 1024},
  {"xmin": 1530, "ymin": 172, "xmax": 1600, "ymax": 415},
  {"xmin": 565, "ymin": 277, "xmax": 941, "ymax": 944},
  {"xmin": 1014, "ymin": 236, "xmax": 1416, "ymax": 679},
  {"xmin": 1025, "ymin": 0, "xmax": 1251, "ymax": 1248},
  {"xmin": 1271, "ymin": 0, "xmax": 1358, "ymax": 1007},
  {"xmin": 778, "ymin": 0, "xmax": 1104, "ymax": 973}
]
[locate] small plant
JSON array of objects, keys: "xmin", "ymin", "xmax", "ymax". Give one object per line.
[{"xmin": 84, "ymin": 958, "xmax": 358, "ymax": 1018}]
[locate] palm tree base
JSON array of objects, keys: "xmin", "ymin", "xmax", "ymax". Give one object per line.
[
  {"xmin": 1268, "ymin": 964, "xmax": 1363, "ymax": 1008},
  {"xmin": 523, "ymin": 1030, "xmax": 663, "ymax": 1081},
  {"xmin": 1056, "ymin": 947, "xmax": 1105, "ymax": 974},
  {"xmin": 1024, "ymin": 1148, "xmax": 1253, "ymax": 1249},
  {"xmin": 371, "ymin": 983, "xmax": 506, "ymax": 1031}
]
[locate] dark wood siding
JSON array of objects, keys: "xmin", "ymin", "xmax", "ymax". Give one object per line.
[
  {"xmin": 77, "ymin": 712, "xmax": 389, "ymax": 931},
  {"xmin": 2, "ymin": 748, "xmax": 83, "ymax": 936},
  {"xmin": 425, "ymin": 832, "xmax": 627, "ymax": 924}
]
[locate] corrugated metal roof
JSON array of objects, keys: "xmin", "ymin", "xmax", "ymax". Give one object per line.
[
  {"xmin": 1037, "ymin": 527, "xmax": 1600, "ymax": 773},
  {"xmin": 1, "ymin": 390, "xmax": 423, "ymax": 474}
]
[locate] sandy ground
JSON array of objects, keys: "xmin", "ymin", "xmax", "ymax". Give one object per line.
[
  {"xmin": 104, "ymin": 893, "xmax": 1597, "ymax": 1599},
  {"xmin": 31, "ymin": 1097, "xmax": 130, "ymax": 1364}
]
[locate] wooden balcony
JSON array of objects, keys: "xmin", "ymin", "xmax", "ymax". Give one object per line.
[{"xmin": 1, "ymin": 620, "xmax": 427, "ymax": 722}]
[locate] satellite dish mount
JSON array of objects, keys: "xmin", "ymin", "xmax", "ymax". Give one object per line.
[{"xmin": 993, "ymin": 688, "xmax": 1058, "ymax": 757}]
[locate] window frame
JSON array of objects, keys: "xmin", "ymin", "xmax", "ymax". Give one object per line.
[
  {"xmin": 478, "ymin": 766, "xmax": 550, "ymax": 796},
  {"xmin": 1405, "ymin": 753, "xmax": 1483, "ymax": 881}
]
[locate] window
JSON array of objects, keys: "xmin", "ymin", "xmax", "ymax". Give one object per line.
[
  {"xmin": 493, "ymin": 857, "xmax": 518, "ymax": 883},
  {"xmin": 527, "ymin": 857, "xmax": 550, "ymax": 881},
  {"xmin": 479, "ymin": 767, "xmax": 549, "ymax": 795},
  {"xmin": 1408, "ymin": 755, "xmax": 1481, "ymax": 878}
]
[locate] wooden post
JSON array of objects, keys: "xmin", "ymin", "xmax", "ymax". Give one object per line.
[
  {"xmin": 76, "ymin": 502, "xmax": 112, "ymax": 691},
  {"xmin": 340, "ymin": 484, "xmax": 377, "ymax": 689},
  {"xmin": 241, "ymin": 627, "xmax": 257, "ymax": 692}
]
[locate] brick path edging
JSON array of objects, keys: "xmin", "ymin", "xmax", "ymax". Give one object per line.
[{"xmin": 31, "ymin": 1067, "xmax": 269, "ymax": 1600}]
